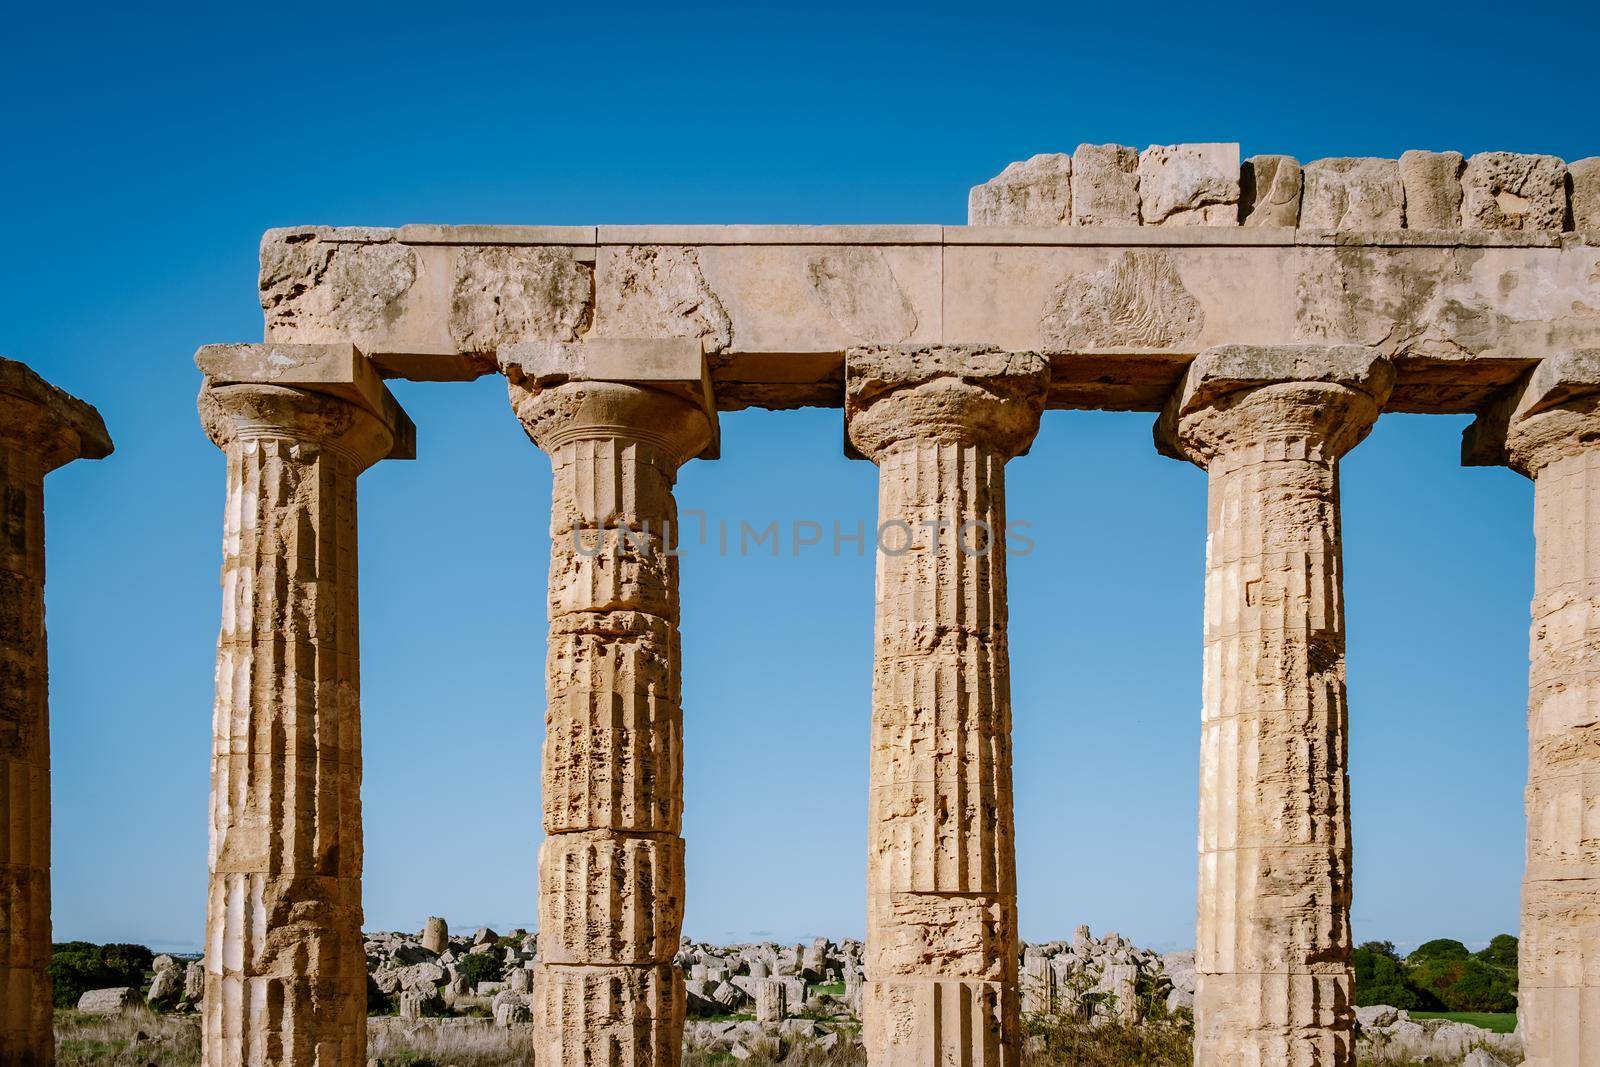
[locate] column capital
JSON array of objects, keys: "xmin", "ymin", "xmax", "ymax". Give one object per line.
[
  {"xmin": 1463, "ymin": 350, "xmax": 1600, "ymax": 477},
  {"xmin": 499, "ymin": 338, "xmax": 717, "ymax": 464},
  {"xmin": 844, "ymin": 344, "xmax": 1049, "ymax": 463},
  {"xmin": 0, "ymin": 356, "xmax": 113, "ymax": 471},
  {"xmin": 1155, "ymin": 344, "xmax": 1393, "ymax": 468},
  {"xmin": 195, "ymin": 343, "xmax": 414, "ymax": 467}
]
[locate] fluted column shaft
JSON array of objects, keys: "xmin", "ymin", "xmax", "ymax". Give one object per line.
[
  {"xmin": 846, "ymin": 345, "xmax": 1047, "ymax": 1067},
  {"xmin": 0, "ymin": 361, "xmax": 111, "ymax": 1067},
  {"xmin": 1499, "ymin": 364, "xmax": 1600, "ymax": 1067},
  {"xmin": 1160, "ymin": 346, "xmax": 1391, "ymax": 1067},
  {"xmin": 199, "ymin": 382, "xmax": 396, "ymax": 1067},
  {"xmin": 504, "ymin": 367, "xmax": 712, "ymax": 1067}
]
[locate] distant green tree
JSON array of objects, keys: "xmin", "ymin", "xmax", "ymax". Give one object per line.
[
  {"xmin": 458, "ymin": 951, "xmax": 503, "ymax": 987},
  {"xmin": 1354, "ymin": 944, "xmax": 1440, "ymax": 1009},
  {"xmin": 49, "ymin": 942, "xmax": 154, "ymax": 1008},
  {"xmin": 1477, "ymin": 934, "xmax": 1518, "ymax": 969},
  {"xmin": 1442, "ymin": 958, "xmax": 1517, "ymax": 1012},
  {"xmin": 1408, "ymin": 939, "xmax": 1470, "ymax": 964}
]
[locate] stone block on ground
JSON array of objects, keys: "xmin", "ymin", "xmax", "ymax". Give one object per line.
[
  {"xmin": 1572, "ymin": 157, "xmax": 1600, "ymax": 229},
  {"xmin": 77, "ymin": 987, "xmax": 141, "ymax": 1015}
]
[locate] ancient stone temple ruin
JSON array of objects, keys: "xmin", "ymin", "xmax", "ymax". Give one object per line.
[{"xmin": 6, "ymin": 142, "xmax": 1600, "ymax": 1067}]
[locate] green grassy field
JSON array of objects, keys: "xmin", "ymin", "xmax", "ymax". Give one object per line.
[{"xmin": 1408, "ymin": 1011, "xmax": 1517, "ymax": 1034}]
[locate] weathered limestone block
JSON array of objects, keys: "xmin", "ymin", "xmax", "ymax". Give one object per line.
[
  {"xmin": 1240, "ymin": 155, "xmax": 1303, "ymax": 227},
  {"xmin": 1463, "ymin": 152, "xmax": 1568, "ymax": 231},
  {"xmin": 260, "ymin": 228, "xmax": 418, "ymax": 339},
  {"xmin": 0, "ymin": 359, "xmax": 111, "ymax": 1067},
  {"xmin": 1071, "ymin": 144, "xmax": 1140, "ymax": 225},
  {"xmin": 1464, "ymin": 350, "xmax": 1600, "ymax": 1066},
  {"xmin": 1040, "ymin": 250, "xmax": 1204, "ymax": 351},
  {"xmin": 754, "ymin": 978, "xmax": 787, "ymax": 1023},
  {"xmin": 422, "ymin": 916, "xmax": 448, "ymax": 955},
  {"xmin": 196, "ymin": 343, "xmax": 412, "ymax": 1067},
  {"xmin": 846, "ymin": 345, "xmax": 1048, "ymax": 1067},
  {"xmin": 1301, "ymin": 158, "xmax": 1405, "ymax": 230},
  {"xmin": 450, "ymin": 245, "xmax": 593, "ymax": 353},
  {"xmin": 968, "ymin": 154, "xmax": 1073, "ymax": 226},
  {"xmin": 804, "ymin": 248, "xmax": 919, "ymax": 343},
  {"xmin": 1572, "ymin": 158, "xmax": 1600, "ymax": 230},
  {"xmin": 591, "ymin": 245, "xmax": 733, "ymax": 353},
  {"xmin": 1399, "ymin": 150, "xmax": 1465, "ymax": 229},
  {"xmin": 77, "ymin": 987, "xmax": 141, "ymax": 1015},
  {"xmin": 1157, "ymin": 344, "xmax": 1394, "ymax": 1067},
  {"xmin": 501, "ymin": 339, "xmax": 714, "ymax": 1067},
  {"xmin": 1138, "ymin": 143, "xmax": 1240, "ymax": 226}
]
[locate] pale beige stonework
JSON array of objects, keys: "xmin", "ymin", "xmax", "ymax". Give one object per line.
[
  {"xmin": 500, "ymin": 339, "xmax": 714, "ymax": 1067},
  {"xmin": 204, "ymin": 145, "xmax": 1600, "ymax": 1063},
  {"xmin": 1137, "ymin": 143, "xmax": 1240, "ymax": 226},
  {"xmin": 1463, "ymin": 152, "xmax": 1568, "ymax": 231},
  {"xmin": 197, "ymin": 343, "xmax": 411, "ymax": 1067},
  {"xmin": 1241, "ymin": 155, "xmax": 1303, "ymax": 227},
  {"xmin": 846, "ymin": 344, "xmax": 1048, "ymax": 1067},
  {"xmin": 1398, "ymin": 150, "xmax": 1465, "ymax": 229},
  {"xmin": 0, "ymin": 357, "xmax": 111, "ymax": 1067},
  {"xmin": 1071, "ymin": 144, "xmax": 1140, "ymax": 225},
  {"xmin": 1573, "ymin": 159, "xmax": 1600, "ymax": 230},
  {"xmin": 1465, "ymin": 350, "xmax": 1600, "ymax": 1067},
  {"xmin": 1157, "ymin": 345, "xmax": 1394, "ymax": 1067},
  {"xmin": 967, "ymin": 154, "xmax": 1072, "ymax": 226},
  {"xmin": 1301, "ymin": 158, "xmax": 1405, "ymax": 230}
]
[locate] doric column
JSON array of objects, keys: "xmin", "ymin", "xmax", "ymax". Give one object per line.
[
  {"xmin": 844, "ymin": 344, "xmax": 1049, "ymax": 1067},
  {"xmin": 196, "ymin": 343, "xmax": 413, "ymax": 1067},
  {"xmin": 500, "ymin": 339, "xmax": 715, "ymax": 1067},
  {"xmin": 0, "ymin": 357, "xmax": 111, "ymax": 1067},
  {"xmin": 1464, "ymin": 349, "xmax": 1600, "ymax": 1067},
  {"xmin": 1155, "ymin": 344, "xmax": 1392, "ymax": 1067}
]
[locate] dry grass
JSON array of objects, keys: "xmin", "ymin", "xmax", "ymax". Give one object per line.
[
  {"xmin": 55, "ymin": 1009, "xmax": 200, "ymax": 1066},
  {"xmin": 367, "ymin": 1018, "xmax": 533, "ymax": 1066}
]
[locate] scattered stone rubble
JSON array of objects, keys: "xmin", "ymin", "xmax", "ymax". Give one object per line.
[
  {"xmin": 1356, "ymin": 1005, "xmax": 1520, "ymax": 1065},
  {"xmin": 969, "ymin": 140, "xmax": 1598, "ymax": 232},
  {"xmin": 119, "ymin": 920, "xmax": 1520, "ymax": 1065}
]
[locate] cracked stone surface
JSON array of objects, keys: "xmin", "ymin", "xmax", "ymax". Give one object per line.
[
  {"xmin": 968, "ymin": 153, "xmax": 1073, "ymax": 226},
  {"xmin": 1040, "ymin": 250, "xmax": 1204, "ymax": 351},
  {"xmin": 1137, "ymin": 143, "xmax": 1240, "ymax": 226},
  {"xmin": 1399, "ymin": 150, "xmax": 1465, "ymax": 229},
  {"xmin": 1241, "ymin": 155, "xmax": 1303, "ymax": 227},
  {"xmin": 846, "ymin": 344, "xmax": 1048, "ymax": 1067},
  {"xmin": 1071, "ymin": 144, "xmax": 1140, "ymax": 225}
]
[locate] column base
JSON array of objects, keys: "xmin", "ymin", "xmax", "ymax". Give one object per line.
[
  {"xmin": 1194, "ymin": 972, "xmax": 1352, "ymax": 1067},
  {"xmin": 863, "ymin": 978, "xmax": 1015, "ymax": 1066}
]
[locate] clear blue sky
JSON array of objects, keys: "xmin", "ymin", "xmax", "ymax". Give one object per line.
[{"xmin": 5, "ymin": 0, "xmax": 1593, "ymax": 954}]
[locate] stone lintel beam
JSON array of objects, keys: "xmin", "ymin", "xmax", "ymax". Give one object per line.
[
  {"xmin": 196, "ymin": 342, "xmax": 416, "ymax": 460},
  {"xmin": 1158, "ymin": 344, "xmax": 1390, "ymax": 1067},
  {"xmin": 499, "ymin": 337, "xmax": 719, "ymax": 459},
  {"xmin": 845, "ymin": 344, "xmax": 1047, "ymax": 1067},
  {"xmin": 259, "ymin": 224, "xmax": 1600, "ymax": 415},
  {"xmin": 0, "ymin": 356, "xmax": 110, "ymax": 1067}
]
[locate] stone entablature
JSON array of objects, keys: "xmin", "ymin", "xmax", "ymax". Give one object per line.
[{"xmin": 258, "ymin": 220, "xmax": 1600, "ymax": 414}]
